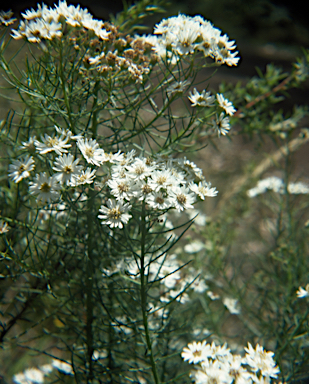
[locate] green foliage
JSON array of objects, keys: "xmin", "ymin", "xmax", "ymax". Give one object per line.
[{"xmin": 0, "ymin": 2, "xmax": 308, "ymax": 384}]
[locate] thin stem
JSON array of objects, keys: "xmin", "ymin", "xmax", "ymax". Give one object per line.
[
  {"xmin": 59, "ymin": 41, "xmax": 74, "ymax": 132},
  {"xmin": 86, "ymin": 190, "xmax": 95, "ymax": 383},
  {"xmin": 140, "ymin": 202, "xmax": 160, "ymax": 384},
  {"xmin": 91, "ymin": 81, "xmax": 100, "ymax": 138}
]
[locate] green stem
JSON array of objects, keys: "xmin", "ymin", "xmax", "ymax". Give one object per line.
[
  {"xmin": 140, "ymin": 202, "xmax": 160, "ymax": 384},
  {"xmin": 59, "ymin": 41, "xmax": 74, "ymax": 132},
  {"xmin": 86, "ymin": 190, "xmax": 95, "ymax": 383},
  {"xmin": 91, "ymin": 81, "xmax": 100, "ymax": 138}
]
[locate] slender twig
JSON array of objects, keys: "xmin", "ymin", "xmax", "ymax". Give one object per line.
[
  {"xmin": 140, "ymin": 202, "xmax": 160, "ymax": 384},
  {"xmin": 234, "ymin": 75, "xmax": 293, "ymax": 117}
]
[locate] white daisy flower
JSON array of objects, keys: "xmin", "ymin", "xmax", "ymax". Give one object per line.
[
  {"xmin": 207, "ymin": 341, "xmax": 231, "ymax": 360},
  {"xmin": 107, "ymin": 177, "xmax": 133, "ymax": 201},
  {"xmin": 101, "ymin": 150, "xmax": 124, "ymax": 164},
  {"xmin": 146, "ymin": 191, "xmax": 172, "ymax": 210},
  {"xmin": 69, "ymin": 167, "xmax": 96, "ymax": 186},
  {"xmin": 98, "ymin": 199, "xmax": 132, "ymax": 229},
  {"xmin": 168, "ymin": 186, "xmax": 196, "ymax": 212},
  {"xmin": 29, "ymin": 173, "xmax": 61, "ymax": 203},
  {"xmin": 21, "ymin": 4, "xmax": 46, "ymax": 20},
  {"xmin": 52, "ymin": 359, "xmax": 74, "ymax": 375},
  {"xmin": 214, "ymin": 47, "xmax": 240, "ymax": 66},
  {"xmin": 198, "ymin": 360, "xmax": 231, "ymax": 384},
  {"xmin": 169, "ymin": 287, "xmax": 190, "ymax": 304},
  {"xmin": 181, "ymin": 340, "xmax": 210, "ymax": 364},
  {"xmin": 166, "ymin": 80, "xmax": 189, "ymax": 97},
  {"xmin": 188, "ymin": 88, "xmax": 215, "ymax": 107},
  {"xmin": 54, "ymin": 125, "xmax": 83, "ymax": 141},
  {"xmin": 24, "ymin": 367, "xmax": 44, "ymax": 383},
  {"xmin": 189, "ymin": 181, "xmax": 218, "ymax": 199},
  {"xmin": 126, "ymin": 157, "xmax": 156, "ymax": 181},
  {"xmin": 77, "ymin": 138, "xmax": 105, "ymax": 167},
  {"xmin": 35, "ymin": 132, "xmax": 71, "ymax": 155},
  {"xmin": 52, "ymin": 154, "xmax": 83, "ymax": 185},
  {"xmin": 296, "ymin": 284, "xmax": 309, "ymax": 298},
  {"xmin": 20, "ymin": 136, "xmax": 36, "ymax": 151},
  {"xmin": 178, "ymin": 157, "xmax": 203, "ymax": 180},
  {"xmin": 8, "ymin": 155, "xmax": 35, "ymax": 183},
  {"xmin": 191, "ymin": 277, "xmax": 208, "ymax": 293},
  {"xmin": 244, "ymin": 343, "xmax": 280, "ymax": 378},
  {"xmin": 216, "ymin": 93, "xmax": 236, "ymax": 116},
  {"xmin": 172, "ymin": 27, "xmax": 199, "ymax": 55},
  {"xmin": 212, "ymin": 112, "xmax": 231, "ymax": 136},
  {"xmin": 223, "ymin": 297, "xmax": 241, "ymax": 315},
  {"xmin": 148, "ymin": 169, "xmax": 176, "ymax": 192},
  {"xmin": 131, "ymin": 180, "xmax": 153, "ymax": 200}
]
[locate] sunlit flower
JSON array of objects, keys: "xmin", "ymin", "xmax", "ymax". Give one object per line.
[
  {"xmin": 52, "ymin": 359, "xmax": 74, "ymax": 375},
  {"xmin": 181, "ymin": 340, "xmax": 209, "ymax": 364},
  {"xmin": 166, "ymin": 80, "xmax": 189, "ymax": 97},
  {"xmin": 212, "ymin": 112, "xmax": 231, "ymax": 136},
  {"xmin": 24, "ymin": 368, "xmax": 44, "ymax": 383},
  {"xmin": 168, "ymin": 186, "xmax": 196, "ymax": 211},
  {"xmin": 29, "ymin": 173, "xmax": 61, "ymax": 203},
  {"xmin": 126, "ymin": 157, "xmax": 156, "ymax": 181},
  {"xmin": 12, "ymin": 372, "xmax": 27, "ymax": 384},
  {"xmin": 149, "ymin": 169, "xmax": 176, "ymax": 192},
  {"xmin": 296, "ymin": 284, "xmax": 309, "ymax": 298},
  {"xmin": 216, "ymin": 93, "xmax": 236, "ymax": 116},
  {"xmin": 53, "ymin": 154, "xmax": 83, "ymax": 185},
  {"xmin": 107, "ymin": 177, "xmax": 134, "ymax": 201},
  {"xmin": 69, "ymin": 167, "xmax": 96, "ymax": 186},
  {"xmin": 146, "ymin": 191, "xmax": 171, "ymax": 210},
  {"xmin": 197, "ymin": 359, "xmax": 232, "ymax": 384},
  {"xmin": 244, "ymin": 343, "xmax": 280, "ymax": 378},
  {"xmin": 172, "ymin": 27, "xmax": 199, "ymax": 55},
  {"xmin": 77, "ymin": 138, "xmax": 105, "ymax": 167},
  {"xmin": 98, "ymin": 199, "xmax": 132, "ymax": 229},
  {"xmin": 20, "ymin": 136, "xmax": 37, "ymax": 152},
  {"xmin": 188, "ymin": 88, "xmax": 215, "ymax": 107},
  {"xmin": 189, "ymin": 181, "xmax": 218, "ymax": 199},
  {"xmin": 35, "ymin": 132, "xmax": 71, "ymax": 155},
  {"xmin": 8, "ymin": 155, "xmax": 35, "ymax": 183},
  {"xmin": 223, "ymin": 297, "xmax": 241, "ymax": 315}
]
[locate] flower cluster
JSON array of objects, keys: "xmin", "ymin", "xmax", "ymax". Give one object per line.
[
  {"xmin": 182, "ymin": 340, "xmax": 280, "ymax": 384},
  {"xmin": 247, "ymin": 176, "xmax": 309, "ymax": 197},
  {"xmin": 135, "ymin": 14, "xmax": 240, "ymax": 66},
  {"xmin": 98, "ymin": 153, "xmax": 218, "ymax": 228},
  {"xmin": 12, "ymin": 358, "xmax": 76, "ymax": 384},
  {"xmin": 8, "ymin": 125, "xmax": 217, "ymax": 228},
  {"xmin": 10, "ymin": 1, "xmax": 158, "ymax": 83},
  {"xmin": 11, "ymin": 1, "xmax": 110, "ymax": 43}
]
